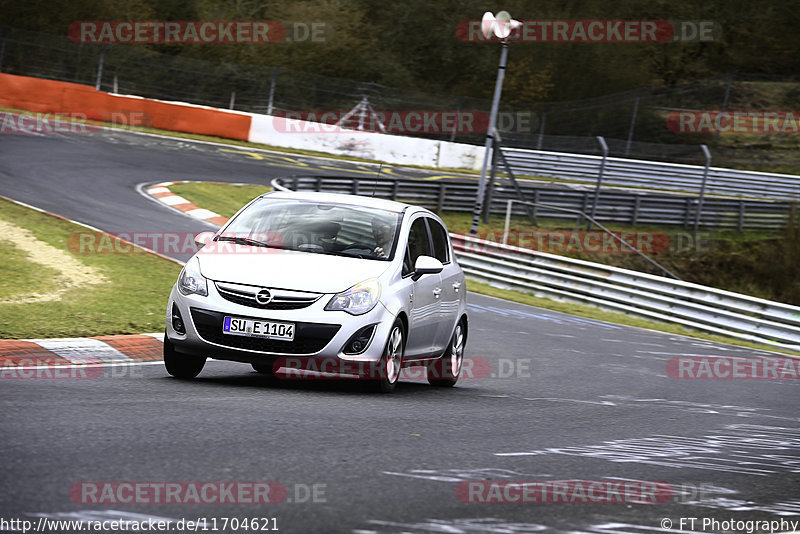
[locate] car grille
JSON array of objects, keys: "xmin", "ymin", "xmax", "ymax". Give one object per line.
[
  {"xmin": 215, "ymin": 281, "xmax": 321, "ymax": 310},
  {"xmin": 190, "ymin": 308, "xmax": 340, "ymax": 355}
]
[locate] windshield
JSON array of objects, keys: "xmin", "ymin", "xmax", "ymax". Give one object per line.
[{"xmin": 218, "ymin": 197, "xmax": 403, "ymax": 260}]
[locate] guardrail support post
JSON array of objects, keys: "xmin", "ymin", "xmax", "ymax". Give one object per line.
[
  {"xmin": 502, "ymin": 199, "xmax": 514, "ymax": 245},
  {"xmin": 437, "ymin": 184, "xmax": 447, "ymax": 214},
  {"xmin": 694, "ymin": 144, "xmax": 712, "ymax": 246},
  {"xmin": 738, "ymin": 200, "xmax": 745, "ymax": 233},
  {"xmin": 267, "ymin": 67, "xmax": 282, "ymax": 115},
  {"xmin": 624, "ymin": 94, "xmax": 640, "ymax": 156},
  {"xmin": 0, "ymin": 27, "xmax": 10, "ymax": 72},
  {"xmin": 449, "ymin": 97, "xmax": 465, "ymax": 143},
  {"xmin": 588, "ymin": 136, "xmax": 608, "ymax": 230},
  {"xmin": 536, "ymin": 110, "xmax": 547, "ymax": 150},
  {"xmin": 714, "ymin": 72, "xmax": 735, "ymax": 144},
  {"xmin": 684, "ymin": 198, "xmax": 692, "ymax": 230},
  {"xmin": 95, "ymin": 44, "xmax": 110, "ymax": 91},
  {"xmin": 229, "ymin": 91, "xmax": 236, "ymax": 110}
]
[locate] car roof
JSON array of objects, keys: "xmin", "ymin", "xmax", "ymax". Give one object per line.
[{"xmin": 260, "ymin": 190, "xmax": 430, "ymax": 215}]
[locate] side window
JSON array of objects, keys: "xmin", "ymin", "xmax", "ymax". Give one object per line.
[
  {"xmin": 427, "ymin": 218, "xmax": 450, "ymax": 264},
  {"xmin": 404, "ymin": 217, "xmax": 432, "ymax": 276}
]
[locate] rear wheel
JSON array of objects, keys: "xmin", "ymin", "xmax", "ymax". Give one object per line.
[
  {"xmin": 371, "ymin": 320, "xmax": 404, "ymax": 393},
  {"xmin": 164, "ymin": 335, "xmax": 206, "ymax": 379},
  {"xmin": 428, "ymin": 320, "xmax": 466, "ymax": 387}
]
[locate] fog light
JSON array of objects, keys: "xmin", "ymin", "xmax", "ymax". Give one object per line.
[
  {"xmin": 343, "ymin": 324, "xmax": 376, "ymax": 355},
  {"xmin": 172, "ymin": 303, "xmax": 186, "ymax": 335}
]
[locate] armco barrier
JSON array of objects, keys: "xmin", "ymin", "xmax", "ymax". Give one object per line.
[
  {"xmin": 501, "ymin": 146, "xmax": 800, "ymax": 201},
  {"xmin": 0, "ymin": 73, "xmax": 252, "ymax": 140},
  {"xmin": 272, "ymin": 176, "xmax": 795, "ymax": 231},
  {"xmin": 451, "ymin": 234, "xmax": 800, "ymax": 352}
]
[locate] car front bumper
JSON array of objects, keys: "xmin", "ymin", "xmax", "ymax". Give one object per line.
[{"xmin": 166, "ymin": 283, "xmax": 397, "ymax": 371}]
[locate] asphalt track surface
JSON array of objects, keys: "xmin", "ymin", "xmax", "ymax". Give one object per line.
[{"xmin": 1, "ymin": 128, "xmax": 799, "ymax": 534}]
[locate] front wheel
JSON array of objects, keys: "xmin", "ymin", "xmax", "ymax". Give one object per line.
[
  {"xmin": 371, "ymin": 320, "xmax": 404, "ymax": 393},
  {"xmin": 164, "ymin": 335, "xmax": 206, "ymax": 379},
  {"xmin": 252, "ymin": 362, "xmax": 279, "ymax": 383},
  {"xmin": 428, "ymin": 320, "xmax": 466, "ymax": 387}
]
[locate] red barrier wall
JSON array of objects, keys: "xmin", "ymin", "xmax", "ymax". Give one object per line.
[{"xmin": 0, "ymin": 73, "xmax": 251, "ymax": 140}]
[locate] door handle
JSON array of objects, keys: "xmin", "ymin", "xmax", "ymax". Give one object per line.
[
  {"xmin": 432, "ymin": 288, "xmax": 442, "ymax": 298},
  {"xmin": 452, "ymin": 282, "xmax": 462, "ymax": 292}
]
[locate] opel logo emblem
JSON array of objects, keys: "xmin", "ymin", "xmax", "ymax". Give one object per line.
[{"xmin": 255, "ymin": 289, "xmax": 273, "ymax": 305}]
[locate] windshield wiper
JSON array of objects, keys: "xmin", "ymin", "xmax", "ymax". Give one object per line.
[{"xmin": 215, "ymin": 236, "xmax": 282, "ymax": 248}]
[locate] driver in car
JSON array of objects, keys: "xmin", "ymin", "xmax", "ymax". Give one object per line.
[{"xmin": 372, "ymin": 217, "xmax": 393, "ymax": 258}]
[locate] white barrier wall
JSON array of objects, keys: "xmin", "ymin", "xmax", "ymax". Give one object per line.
[{"xmin": 247, "ymin": 113, "xmax": 484, "ymax": 170}]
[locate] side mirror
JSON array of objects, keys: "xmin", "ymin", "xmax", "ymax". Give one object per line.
[
  {"xmin": 412, "ymin": 255, "xmax": 443, "ymax": 281},
  {"xmin": 194, "ymin": 231, "xmax": 216, "ymax": 249}
]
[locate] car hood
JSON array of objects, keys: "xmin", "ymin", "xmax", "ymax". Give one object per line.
[{"xmin": 196, "ymin": 248, "xmax": 391, "ymax": 294}]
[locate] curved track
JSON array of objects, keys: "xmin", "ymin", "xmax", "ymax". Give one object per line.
[{"xmin": 1, "ymin": 128, "xmax": 798, "ymax": 533}]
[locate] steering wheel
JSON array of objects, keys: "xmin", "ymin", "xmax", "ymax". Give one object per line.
[{"xmin": 342, "ymin": 242, "xmax": 374, "ymax": 251}]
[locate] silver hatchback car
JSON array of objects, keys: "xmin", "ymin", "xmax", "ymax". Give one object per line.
[{"xmin": 164, "ymin": 191, "xmax": 468, "ymax": 392}]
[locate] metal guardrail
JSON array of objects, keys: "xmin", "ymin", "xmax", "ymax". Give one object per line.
[
  {"xmin": 499, "ymin": 199, "xmax": 681, "ymax": 280},
  {"xmin": 500, "ymin": 146, "xmax": 800, "ymax": 201},
  {"xmin": 451, "ymin": 234, "xmax": 800, "ymax": 352},
  {"xmin": 272, "ymin": 176, "xmax": 795, "ymax": 232},
  {"xmin": 271, "ymin": 176, "xmax": 800, "ymax": 350}
]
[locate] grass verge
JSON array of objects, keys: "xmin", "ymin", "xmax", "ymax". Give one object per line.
[
  {"xmin": 0, "ymin": 197, "xmax": 181, "ymax": 338},
  {"xmin": 169, "ymin": 182, "xmax": 270, "ymax": 219}
]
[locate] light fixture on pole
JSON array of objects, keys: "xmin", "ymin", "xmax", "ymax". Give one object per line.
[{"xmin": 469, "ymin": 10, "xmax": 521, "ymax": 236}]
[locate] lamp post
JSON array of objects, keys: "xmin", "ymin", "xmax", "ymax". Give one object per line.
[{"xmin": 469, "ymin": 11, "xmax": 520, "ymax": 236}]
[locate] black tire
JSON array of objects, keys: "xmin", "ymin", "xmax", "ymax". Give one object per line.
[
  {"xmin": 371, "ymin": 319, "xmax": 404, "ymax": 393},
  {"xmin": 163, "ymin": 335, "xmax": 206, "ymax": 379},
  {"xmin": 252, "ymin": 362, "xmax": 280, "ymax": 383},
  {"xmin": 428, "ymin": 319, "xmax": 466, "ymax": 387}
]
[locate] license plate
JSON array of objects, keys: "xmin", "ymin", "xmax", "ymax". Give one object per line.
[{"xmin": 223, "ymin": 316, "xmax": 295, "ymax": 341}]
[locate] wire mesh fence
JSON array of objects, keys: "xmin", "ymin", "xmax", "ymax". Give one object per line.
[{"xmin": 2, "ymin": 27, "xmax": 799, "ymax": 171}]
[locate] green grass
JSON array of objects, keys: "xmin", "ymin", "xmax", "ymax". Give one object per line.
[
  {"xmin": 171, "ymin": 181, "xmax": 798, "ymax": 356},
  {"xmin": 0, "ymin": 197, "xmax": 181, "ymax": 338},
  {"xmin": 170, "ymin": 182, "xmax": 270, "ymax": 219},
  {"xmin": 0, "ymin": 240, "xmax": 61, "ymax": 300}
]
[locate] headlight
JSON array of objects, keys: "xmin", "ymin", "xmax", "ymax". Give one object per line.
[
  {"xmin": 177, "ymin": 256, "xmax": 208, "ymax": 297},
  {"xmin": 325, "ymin": 279, "xmax": 380, "ymax": 315}
]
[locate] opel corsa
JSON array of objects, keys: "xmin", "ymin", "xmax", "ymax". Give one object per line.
[{"xmin": 164, "ymin": 191, "xmax": 468, "ymax": 392}]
